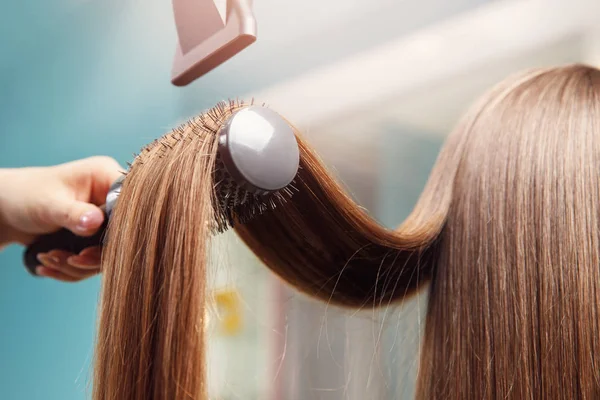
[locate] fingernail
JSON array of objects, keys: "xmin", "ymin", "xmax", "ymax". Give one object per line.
[
  {"xmin": 67, "ymin": 255, "xmax": 99, "ymax": 268},
  {"xmin": 37, "ymin": 254, "xmax": 60, "ymax": 268},
  {"xmin": 79, "ymin": 246, "xmax": 102, "ymax": 257},
  {"xmin": 76, "ymin": 210, "xmax": 103, "ymax": 232}
]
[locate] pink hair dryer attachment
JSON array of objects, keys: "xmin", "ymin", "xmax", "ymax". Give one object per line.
[{"xmin": 171, "ymin": 0, "xmax": 257, "ymax": 86}]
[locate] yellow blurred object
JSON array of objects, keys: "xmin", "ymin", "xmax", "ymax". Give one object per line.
[{"xmin": 214, "ymin": 289, "xmax": 243, "ymax": 336}]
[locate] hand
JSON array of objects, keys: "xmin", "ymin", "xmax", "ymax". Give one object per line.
[{"xmin": 0, "ymin": 156, "xmax": 123, "ymax": 281}]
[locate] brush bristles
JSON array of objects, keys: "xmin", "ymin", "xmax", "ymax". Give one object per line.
[
  {"xmin": 128, "ymin": 98, "xmax": 298, "ymax": 235},
  {"xmin": 211, "ymin": 192, "xmax": 285, "ymax": 233},
  {"xmin": 212, "ymin": 150, "xmax": 298, "ymax": 232}
]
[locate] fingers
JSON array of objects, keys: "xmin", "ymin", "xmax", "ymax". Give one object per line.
[
  {"xmin": 64, "ymin": 156, "xmax": 125, "ymax": 206},
  {"xmin": 67, "ymin": 246, "xmax": 102, "ymax": 268},
  {"xmin": 35, "ymin": 266, "xmax": 80, "ymax": 282},
  {"xmin": 44, "ymin": 198, "xmax": 106, "ymax": 237},
  {"xmin": 36, "ymin": 247, "xmax": 101, "ymax": 282},
  {"xmin": 40, "ymin": 156, "xmax": 124, "ymax": 237}
]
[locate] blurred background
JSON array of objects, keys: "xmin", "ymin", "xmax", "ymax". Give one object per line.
[{"xmin": 1, "ymin": 0, "xmax": 599, "ymax": 398}]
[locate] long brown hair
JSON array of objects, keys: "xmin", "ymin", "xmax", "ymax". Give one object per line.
[{"xmin": 93, "ymin": 64, "xmax": 600, "ymax": 399}]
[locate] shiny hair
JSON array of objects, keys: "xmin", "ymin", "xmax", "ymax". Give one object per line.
[{"xmin": 93, "ymin": 64, "xmax": 600, "ymax": 399}]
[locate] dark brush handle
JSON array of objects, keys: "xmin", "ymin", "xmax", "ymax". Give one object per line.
[{"xmin": 23, "ymin": 210, "xmax": 108, "ymax": 276}]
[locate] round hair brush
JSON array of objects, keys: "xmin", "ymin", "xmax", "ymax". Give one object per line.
[{"xmin": 23, "ymin": 105, "xmax": 300, "ymax": 275}]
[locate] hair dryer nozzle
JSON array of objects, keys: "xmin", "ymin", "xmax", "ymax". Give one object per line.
[{"xmin": 171, "ymin": 0, "xmax": 257, "ymax": 86}]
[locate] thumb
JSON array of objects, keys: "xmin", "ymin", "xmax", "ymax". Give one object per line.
[{"xmin": 46, "ymin": 198, "xmax": 106, "ymax": 237}]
